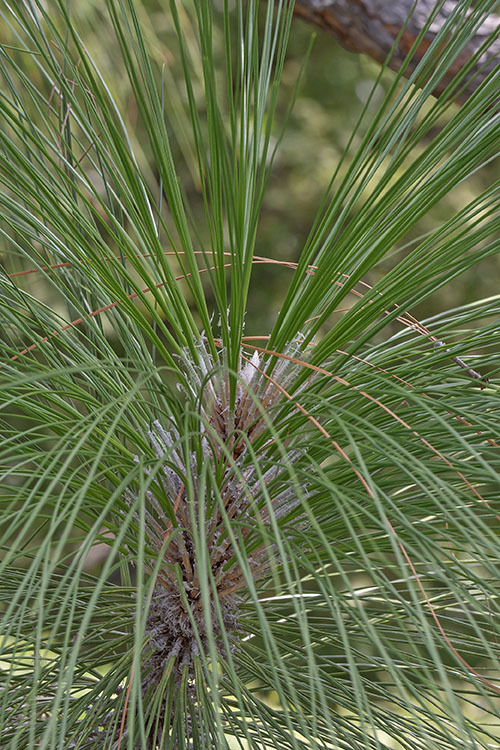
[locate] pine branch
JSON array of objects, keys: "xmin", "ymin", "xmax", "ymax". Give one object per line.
[{"xmin": 293, "ymin": 0, "xmax": 500, "ymax": 102}]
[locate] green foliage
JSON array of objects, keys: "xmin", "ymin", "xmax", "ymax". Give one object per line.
[{"xmin": 1, "ymin": 1, "xmax": 500, "ymax": 748}]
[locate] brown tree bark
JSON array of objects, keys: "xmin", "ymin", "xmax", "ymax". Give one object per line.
[{"xmin": 292, "ymin": 0, "xmax": 500, "ymax": 102}]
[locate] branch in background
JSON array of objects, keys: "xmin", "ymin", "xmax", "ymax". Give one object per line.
[{"xmin": 293, "ymin": 0, "xmax": 500, "ymax": 102}]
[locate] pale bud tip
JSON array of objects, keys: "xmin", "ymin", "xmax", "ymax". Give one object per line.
[{"xmin": 241, "ymin": 350, "xmax": 260, "ymax": 384}]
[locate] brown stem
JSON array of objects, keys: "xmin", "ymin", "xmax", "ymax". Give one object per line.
[{"xmin": 292, "ymin": 0, "xmax": 500, "ymax": 104}]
